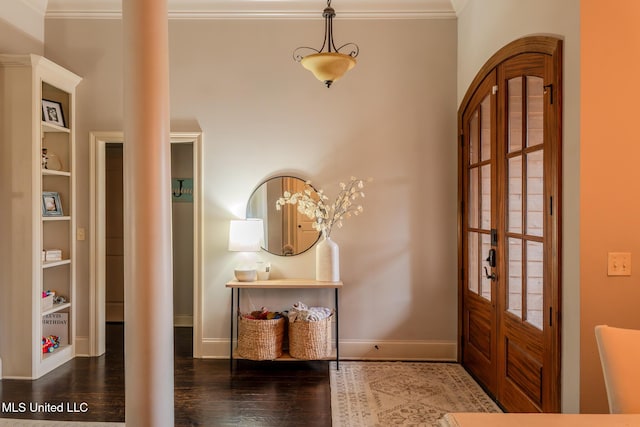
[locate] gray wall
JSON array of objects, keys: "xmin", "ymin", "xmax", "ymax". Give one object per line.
[{"xmin": 44, "ymin": 17, "xmax": 459, "ymax": 358}]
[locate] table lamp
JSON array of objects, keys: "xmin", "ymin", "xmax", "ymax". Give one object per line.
[{"xmin": 228, "ymin": 219, "xmax": 264, "ymax": 282}]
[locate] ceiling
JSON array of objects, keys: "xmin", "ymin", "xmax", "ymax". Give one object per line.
[{"xmin": 41, "ymin": 0, "xmax": 465, "ymax": 19}]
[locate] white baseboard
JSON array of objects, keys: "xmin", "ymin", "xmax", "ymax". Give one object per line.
[
  {"xmin": 196, "ymin": 338, "xmax": 457, "ymax": 361},
  {"xmin": 199, "ymin": 338, "xmax": 232, "ymax": 358},
  {"xmin": 339, "ymin": 340, "xmax": 457, "ymax": 361},
  {"xmin": 74, "ymin": 336, "xmax": 90, "ymax": 357}
]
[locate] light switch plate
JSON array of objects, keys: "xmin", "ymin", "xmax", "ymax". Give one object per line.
[
  {"xmin": 608, "ymin": 252, "xmax": 631, "ymax": 276},
  {"xmin": 77, "ymin": 227, "xmax": 86, "ymax": 241}
]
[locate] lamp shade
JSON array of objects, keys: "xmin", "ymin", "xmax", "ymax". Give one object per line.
[
  {"xmin": 228, "ymin": 219, "xmax": 264, "ymax": 252},
  {"xmin": 301, "ymin": 52, "xmax": 356, "ymax": 87}
]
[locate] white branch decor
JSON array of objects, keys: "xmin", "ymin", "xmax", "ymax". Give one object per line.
[{"xmin": 276, "ymin": 176, "xmax": 370, "ymax": 238}]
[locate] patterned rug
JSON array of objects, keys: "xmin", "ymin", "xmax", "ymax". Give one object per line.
[{"xmin": 330, "ymin": 362, "xmax": 502, "ymax": 426}]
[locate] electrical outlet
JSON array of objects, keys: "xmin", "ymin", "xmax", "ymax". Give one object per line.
[
  {"xmin": 77, "ymin": 227, "xmax": 85, "ymax": 241},
  {"xmin": 608, "ymin": 252, "xmax": 631, "ymax": 276}
]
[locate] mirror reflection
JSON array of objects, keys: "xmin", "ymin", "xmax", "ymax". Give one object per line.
[{"xmin": 247, "ymin": 176, "xmax": 321, "ymax": 256}]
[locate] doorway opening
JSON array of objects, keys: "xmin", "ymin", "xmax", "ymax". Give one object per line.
[
  {"xmin": 458, "ymin": 37, "xmax": 562, "ymax": 412},
  {"xmin": 89, "ymin": 132, "xmax": 203, "ymax": 357}
]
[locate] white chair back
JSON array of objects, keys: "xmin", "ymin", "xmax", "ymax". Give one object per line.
[{"xmin": 595, "ymin": 325, "xmax": 640, "ymax": 413}]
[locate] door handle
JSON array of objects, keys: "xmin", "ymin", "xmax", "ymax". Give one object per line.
[
  {"xmin": 484, "ymin": 266, "xmax": 497, "ymax": 282},
  {"xmin": 484, "ymin": 248, "xmax": 497, "ymax": 281}
]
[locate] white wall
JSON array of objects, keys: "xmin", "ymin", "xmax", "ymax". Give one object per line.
[
  {"xmin": 0, "ymin": 0, "xmax": 46, "ymax": 55},
  {"xmin": 44, "ymin": 17, "xmax": 459, "ymax": 359},
  {"xmin": 456, "ymin": 0, "xmax": 581, "ymax": 413}
]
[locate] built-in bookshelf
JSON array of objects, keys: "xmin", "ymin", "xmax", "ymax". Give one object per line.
[{"xmin": 0, "ymin": 54, "xmax": 81, "ymax": 379}]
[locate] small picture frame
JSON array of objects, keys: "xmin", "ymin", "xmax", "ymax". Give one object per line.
[
  {"xmin": 42, "ymin": 192, "xmax": 63, "ymax": 217},
  {"xmin": 42, "ymin": 99, "xmax": 66, "ymax": 128}
]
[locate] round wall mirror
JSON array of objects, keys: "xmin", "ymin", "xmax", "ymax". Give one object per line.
[{"xmin": 246, "ymin": 176, "xmax": 321, "ymax": 256}]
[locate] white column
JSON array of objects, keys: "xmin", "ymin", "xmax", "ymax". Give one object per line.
[{"xmin": 122, "ymin": 0, "xmax": 174, "ymax": 426}]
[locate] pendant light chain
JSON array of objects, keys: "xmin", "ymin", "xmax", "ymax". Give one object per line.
[{"xmin": 292, "ymin": 0, "xmax": 359, "ymax": 88}]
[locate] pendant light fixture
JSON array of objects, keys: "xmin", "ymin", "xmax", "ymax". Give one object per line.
[{"xmin": 293, "ymin": 0, "xmax": 359, "ymax": 88}]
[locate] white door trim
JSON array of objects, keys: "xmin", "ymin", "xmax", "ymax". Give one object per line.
[{"xmin": 89, "ymin": 131, "xmax": 203, "ymax": 357}]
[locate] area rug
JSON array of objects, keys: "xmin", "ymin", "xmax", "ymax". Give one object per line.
[{"xmin": 330, "ymin": 362, "xmax": 502, "ymax": 427}]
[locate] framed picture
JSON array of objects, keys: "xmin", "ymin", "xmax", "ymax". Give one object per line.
[
  {"xmin": 42, "ymin": 192, "xmax": 63, "ymax": 216},
  {"xmin": 172, "ymin": 178, "xmax": 193, "ymax": 203},
  {"xmin": 41, "ymin": 99, "xmax": 66, "ymax": 128}
]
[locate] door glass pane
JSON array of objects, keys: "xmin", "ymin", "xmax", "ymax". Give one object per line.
[
  {"xmin": 469, "ymin": 167, "xmax": 478, "ymax": 229},
  {"xmin": 480, "ymin": 95, "xmax": 491, "ymax": 161},
  {"xmin": 480, "ymin": 233, "xmax": 492, "ymax": 301},
  {"xmin": 507, "ymin": 237, "xmax": 522, "ymax": 318},
  {"xmin": 527, "ymin": 76, "xmax": 544, "ymax": 148},
  {"xmin": 526, "ymin": 150, "xmax": 544, "ymax": 237},
  {"xmin": 481, "ymin": 164, "xmax": 491, "ymax": 230},
  {"xmin": 508, "ymin": 156, "xmax": 522, "ymax": 233},
  {"xmin": 526, "ymin": 241, "xmax": 544, "ymax": 330},
  {"xmin": 469, "ymin": 110, "xmax": 479, "ymax": 164},
  {"xmin": 508, "ymin": 77, "xmax": 523, "ymax": 152},
  {"xmin": 468, "ymin": 232, "xmax": 479, "ymax": 294}
]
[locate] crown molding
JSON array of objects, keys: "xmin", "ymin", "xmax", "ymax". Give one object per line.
[
  {"xmin": 46, "ymin": 0, "xmax": 456, "ymax": 20},
  {"xmin": 1, "ymin": 0, "xmax": 48, "ymax": 42},
  {"xmin": 449, "ymin": 0, "xmax": 469, "ymax": 16},
  {"xmin": 22, "ymin": 0, "xmax": 49, "ymax": 16}
]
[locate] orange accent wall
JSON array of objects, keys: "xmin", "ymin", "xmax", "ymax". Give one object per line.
[{"xmin": 580, "ymin": 0, "xmax": 640, "ymax": 413}]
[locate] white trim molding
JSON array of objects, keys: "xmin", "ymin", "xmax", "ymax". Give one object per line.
[
  {"xmin": 339, "ymin": 339, "xmax": 457, "ymax": 361},
  {"xmin": 449, "ymin": 0, "xmax": 469, "ymax": 16},
  {"xmin": 46, "ymin": 0, "xmax": 456, "ymax": 19},
  {"xmin": 74, "ymin": 336, "xmax": 90, "ymax": 357},
  {"xmin": 1, "ymin": 0, "xmax": 48, "ymax": 42}
]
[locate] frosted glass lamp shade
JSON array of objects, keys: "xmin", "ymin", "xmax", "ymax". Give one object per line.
[
  {"xmin": 228, "ymin": 219, "xmax": 264, "ymax": 252},
  {"xmin": 301, "ymin": 52, "xmax": 356, "ymax": 87}
]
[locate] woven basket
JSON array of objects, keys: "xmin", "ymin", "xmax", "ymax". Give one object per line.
[
  {"xmin": 237, "ymin": 315, "xmax": 285, "ymax": 360},
  {"xmin": 288, "ymin": 314, "xmax": 333, "ymax": 360}
]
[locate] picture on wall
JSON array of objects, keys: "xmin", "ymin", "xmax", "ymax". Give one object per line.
[
  {"xmin": 42, "ymin": 191, "xmax": 63, "ymax": 216},
  {"xmin": 42, "ymin": 99, "xmax": 66, "ymax": 128},
  {"xmin": 172, "ymin": 178, "xmax": 193, "ymax": 203}
]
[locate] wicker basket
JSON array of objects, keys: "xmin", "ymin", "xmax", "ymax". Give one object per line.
[
  {"xmin": 288, "ymin": 314, "xmax": 333, "ymax": 360},
  {"xmin": 237, "ymin": 315, "xmax": 285, "ymax": 360}
]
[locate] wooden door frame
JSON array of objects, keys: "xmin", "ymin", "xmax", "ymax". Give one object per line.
[
  {"xmin": 89, "ymin": 131, "xmax": 204, "ymax": 358},
  {"xmin": 457, "ymin": 36, "xmax": 563, "ymax": 411}
]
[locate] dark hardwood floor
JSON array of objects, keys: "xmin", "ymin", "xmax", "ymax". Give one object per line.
[{"xmin": 0, "ymin": 323, "xmax": 332, "ymax": 426}]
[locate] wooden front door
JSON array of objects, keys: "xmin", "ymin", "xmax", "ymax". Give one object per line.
[{"xmin": 459, "ymin": 37, "xmax": 562, "ymax": 413}]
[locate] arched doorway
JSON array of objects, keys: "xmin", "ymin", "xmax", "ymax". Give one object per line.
[{"xmin": 458, "ymin": 36, "xmax": 562, "ymax": 412}]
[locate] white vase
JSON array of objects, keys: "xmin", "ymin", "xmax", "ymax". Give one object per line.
[{"xmin": 316, "ymin": 233, "xmax": 339, "ymax": 282}]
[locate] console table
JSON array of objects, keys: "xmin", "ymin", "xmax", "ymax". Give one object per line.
[{"xmin": 226, "ymin": 279, "xmax": 342, "ymax": 370}]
